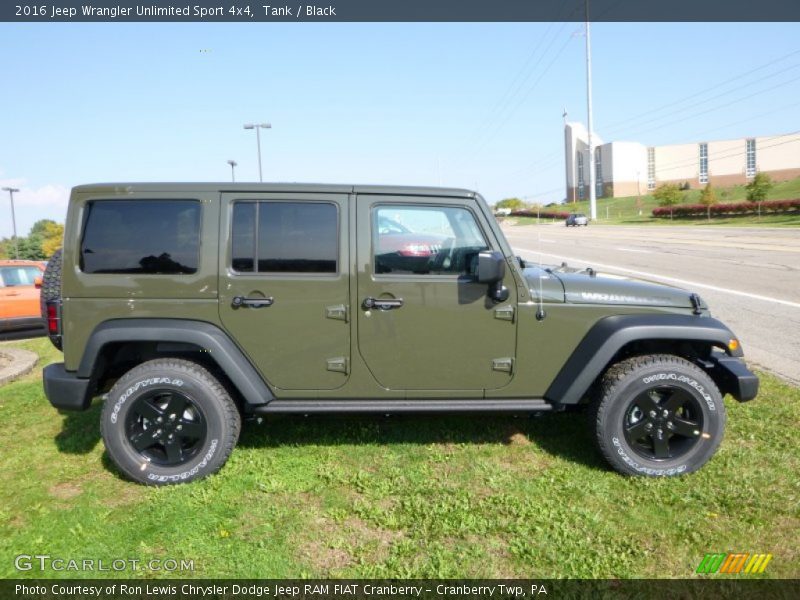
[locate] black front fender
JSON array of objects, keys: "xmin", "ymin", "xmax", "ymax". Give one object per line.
[{"xmin": 545, "ymin": 313, "xmax": 743, "ymax": 405}]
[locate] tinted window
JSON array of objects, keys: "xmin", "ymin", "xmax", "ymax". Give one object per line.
[
  {"xmin": 231, "ymin": 201, "xmax": 338, "ymax": 274},
  {"xmin": 80, "ymin": 200, "xmax": 200, "ymax": 274},
  {"xmin": 231, "ymin": 202, "xmax": 256, "ymax": 272},
  {"xmin": 373, "ymin": 205, "xmax": 489, "ymax": 275}
]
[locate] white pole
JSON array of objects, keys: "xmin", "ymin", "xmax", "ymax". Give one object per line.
[{"xmin": 585, "ymin": 1, "xmax": 597, "ymax": 221}]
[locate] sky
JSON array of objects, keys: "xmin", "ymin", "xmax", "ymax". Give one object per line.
[{"xmin": 1, "ymin": 19, "xmax": 799, "ymax": 237}]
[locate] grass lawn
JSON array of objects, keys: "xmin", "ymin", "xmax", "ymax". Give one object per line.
[
  {"xmin": 522, "ymin": 175, "xmax": 800, "ymax": 226},
  {"xmin": 1, "ymin": 338, "xmax": 798, "ymax": 579}
]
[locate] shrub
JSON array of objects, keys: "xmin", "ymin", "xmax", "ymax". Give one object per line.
[
  {"xmin": 651, "ymin": 198, "xmax": 800, "ymax": 218},
  {"xmin": 746, "ymin": 172, "xmax": 773, "ymax": 202}
]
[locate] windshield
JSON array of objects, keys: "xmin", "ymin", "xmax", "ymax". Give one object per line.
[{"xmin": 0, "ymin": 266, "xmax": 41, "ymax": 287}]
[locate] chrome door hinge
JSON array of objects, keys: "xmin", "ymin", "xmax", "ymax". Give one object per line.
[{"xmin": 492, "ymin": 357, "xmax": 514, "ymax": 374}]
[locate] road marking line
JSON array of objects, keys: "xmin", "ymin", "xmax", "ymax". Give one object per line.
[
  {"xmin": 615, "ymin": 247, "xmax": 653, "ymax": 254},
  {"xmin": 514, "ymin": 246, "xmax": 800, "ymax": 310}
]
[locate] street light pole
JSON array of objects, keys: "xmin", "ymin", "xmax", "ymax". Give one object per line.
[
  {"xmin": 227, "ymin": 159, "xmax": 238, "ymax": 182},
  {"xmin": 243, "ymin": 123, "xmax": 271, "ymax": 182},
  {"xmin": 585, "ymin": 0, "xmax": 597, "ymax": 222},
  {"xmin": 1, "ymin": 187, "xmax": 20, "ymax": 259}
]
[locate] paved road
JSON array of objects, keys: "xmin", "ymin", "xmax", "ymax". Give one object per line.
[{"xmin": 503, "ymin": 223, "xmax": 800, "ymax": 386}]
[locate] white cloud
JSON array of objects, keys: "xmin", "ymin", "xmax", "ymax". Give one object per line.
[{"xmin": 0, "ymin": 179, "xmax": 70, "ymax": 238}]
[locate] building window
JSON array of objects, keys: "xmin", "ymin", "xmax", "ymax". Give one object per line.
[
  {"xmin": 647, "ymin": 147, "xmax": 656, "ymax": 190},
  {"xmin": 699, "ymin": 143, "xmax": 708, "ymax": 184},
  {"xmin": 577, "ymin": 151, "xmax": 585, "ymax": 199},
  {"xmin": 746, "ymin": 139, "xmax": 756, "ymax": 178},
  {"xmin": 595, "ymin": 147, "xmax": 603, "ymax": 198}
]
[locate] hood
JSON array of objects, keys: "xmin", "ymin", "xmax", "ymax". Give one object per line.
[{"xmin": 521, "ymin": 264, "xmax": 704, "ymax": 310}]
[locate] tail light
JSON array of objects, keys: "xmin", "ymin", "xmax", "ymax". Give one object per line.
[
  {"xmin": 398, "ymin": 243, "xmax": 441, "ymax": 257},
  {"xmin": 46, "ymin": 301, "xmax": 60, "ymax": 336}
]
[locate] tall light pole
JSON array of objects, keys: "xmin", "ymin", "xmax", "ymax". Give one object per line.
[
  {"xmin": 227, "ymin": 159, "xmax": 238, "ymax": 182},
  {"xmin": 243, "ymin": 122, "xmax": 271, "ymax": 182},
  {"xmin": 585, "ymin": 0, "xmax": 597, "ymax": 221},
  {"xmin": 1, "ymin": 187, "xmax": 19, "ymax": 259}
]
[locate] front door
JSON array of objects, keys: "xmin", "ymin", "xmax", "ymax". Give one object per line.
[
  {"xmin": 218, "ymin": 193, "xmax": 350, "ymax": 391},
  {"xmin": 356, "ymin": 196, "xmax": 517, "ymax": 394}
]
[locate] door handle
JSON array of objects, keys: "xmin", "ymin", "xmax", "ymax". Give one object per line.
[
  {"xmin": 232, "ymin": 296, "xmax": 274, "ymax": 308},
  {"xmin": 362, "ymin": 297, "xmax": 404, "ymax": 311}
]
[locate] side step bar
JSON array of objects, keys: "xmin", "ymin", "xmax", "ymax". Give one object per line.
[{"xmin": 251, "ymin": 399, "xmax": 554, "ymax": 414}]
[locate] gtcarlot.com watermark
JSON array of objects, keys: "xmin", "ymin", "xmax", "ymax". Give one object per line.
[{"xmin": 15, "ymin": 554, "xmax": 194, "ymax": 573}]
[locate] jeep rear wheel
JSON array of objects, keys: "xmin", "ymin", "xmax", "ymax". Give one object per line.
[
  {"xmin": 590, "ymin": 354, "xmax": 726, "ymax": 477},
  {"xmin": 100, "ymin": 359, "xmax": 240, "ymax": 485}
]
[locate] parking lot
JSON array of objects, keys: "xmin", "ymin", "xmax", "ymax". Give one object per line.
[{"xmin": 505, "ymin": 222, "xmax": 800, "ymax": 385}]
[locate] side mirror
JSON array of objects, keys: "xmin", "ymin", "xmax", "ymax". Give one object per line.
[
  {"xmin": 476, "ymin": 250, "xmax": 506, "ymax": 284},
  {"xmin": 475, "ymin": 251, "xmax": 510, "ymax": 303},
  {"xmin": 34, "ymin": 276, "xmax": 43, "ymax": 289}
]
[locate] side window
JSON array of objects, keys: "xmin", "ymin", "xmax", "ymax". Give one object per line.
[
  {"xmin": 231, "ymin": 201, "xmax": 338, "ymax": 274},
  {"xmin": 373, "ymin": 205, "xmax": 489, "ymax": 275},
  {"xmin": 80, "ymin": 200, "xmax": 200, "ymax": 274}
]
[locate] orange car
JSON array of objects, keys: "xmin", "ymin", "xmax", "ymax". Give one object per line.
[{"xmin": 0, "ymin": 259, "xmax": 46, "ymax": 333}]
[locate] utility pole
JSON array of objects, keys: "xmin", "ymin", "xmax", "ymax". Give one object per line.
[
  {"xmin": 585, "ymin": 0, "xmax": 597, "ymax": 221},
  {"xmin": 1, "ymin": 187, "xmax": 19, "ymax": 259},
  {"xmin": 227, "ymin": 159, "xmax": 237, "ymax": 182}
]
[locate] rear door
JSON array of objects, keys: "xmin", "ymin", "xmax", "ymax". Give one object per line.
[
  {"xmin": 218, "ymin": 193, "xmax": 350, "ymax": 391},
  {"xmin": 355, "ymin": 195, "xmax": 518, "ymax": 394}
]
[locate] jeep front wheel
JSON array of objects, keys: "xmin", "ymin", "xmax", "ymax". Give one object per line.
[
  {"xmin": 590, "ymin": 354, "xmax": 726, "ymax": 476},
  {"xmin": 100, "ymin": 359, "xmax": 240, "ymax": 485}
]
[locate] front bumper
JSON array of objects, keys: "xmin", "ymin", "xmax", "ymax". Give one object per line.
[
  {"xmin": 42, "ymin": 363, "xmax": 93, "ymax": 411},
  {"xmin": 707, "ymin": 355, "xmax": 759, "ymax": 402}
]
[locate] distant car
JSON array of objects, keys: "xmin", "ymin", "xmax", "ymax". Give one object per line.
[
  {"xmin": 0, "ymin": 260, "xmax": 46, "ymax": 333},
  {"xmin": 566, "ymin": 213, "xmax": 588, "ymax": 227}
]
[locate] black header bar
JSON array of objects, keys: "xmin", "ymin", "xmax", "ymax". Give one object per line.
[{"xmin": 4, "ymin": 0, "xmax": 800, "ymax": 23}]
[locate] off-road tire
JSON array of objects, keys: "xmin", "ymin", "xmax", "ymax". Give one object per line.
[
  {"xmin": 100, "ymin": 359, "xmax": 240, "ymax": 485},
  {"xmin": 40, "ymin": 248, "xmax": 62, "ymax": 350},
  {"xmin": 590, "ymin": 354, "xmax": 726, "ymax": 477}
]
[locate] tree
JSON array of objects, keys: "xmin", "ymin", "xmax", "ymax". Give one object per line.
[
  {"xmin": 699, "ymin": 183, "xmax": 718, "ymax": 221},
  {"xmin": 746, "ymin": 172, "xmax": 773, "ymax": 203},
  {"xmin": 495, "ymin": 197, "xmax": 526, "ymax": 212},
  {"xmin": 653, "ymin": 183, "xmax": 682, "ymax": 219},
  {"xmin": 41, "ymin": 221, "xmax": 64, "ymax": 257},
  {"xmin": 15, "ymin": 234, "xmax": 45, "ymax": 261}
]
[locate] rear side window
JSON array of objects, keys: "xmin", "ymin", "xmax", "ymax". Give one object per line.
[
  {"xmin": 231, "ymin": 201, "xmax": 338, "ymax": 273},
  {"xmin": 80, "ymin": 200, "xmax": 201, "ymax": 274}
]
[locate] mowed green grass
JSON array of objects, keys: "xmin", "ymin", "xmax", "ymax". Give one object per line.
[
  {"xmin": 1, "ymin": 338, "xmax": 798, "ymax": 579},
  {"xmin": 519, "ymin": 175, "xmax": 800, "ymax": 226}
]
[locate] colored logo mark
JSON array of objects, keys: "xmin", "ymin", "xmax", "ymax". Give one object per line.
[{"xmin": 696, "ymin": 553, "xmax": 772, "ymax": 574}]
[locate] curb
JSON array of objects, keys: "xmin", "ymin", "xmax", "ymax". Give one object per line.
[{"xmin": 0, "ymin": 347, "xmax": 39, "ymax": 386}]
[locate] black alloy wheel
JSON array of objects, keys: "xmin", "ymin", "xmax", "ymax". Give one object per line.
[
  {"xmin": 622, "ymin": 385, "xmax": 704, "ymax": 461},
  {"xmin": 124, "ymin": 390, "xmax": 207, "ymax": 466}
]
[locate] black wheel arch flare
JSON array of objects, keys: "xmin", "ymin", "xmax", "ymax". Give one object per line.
[{"xmin": 545, "ymin": 314, "xmax": 744, "ymax": 405}]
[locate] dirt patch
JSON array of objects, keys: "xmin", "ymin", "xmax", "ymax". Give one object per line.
[
  {"xmin": 49, "ymin": 482, "xmax": 82, "ymax": 499},
  {"xmin": 504, "ymin": 426, "xmax": 532, "ymax": 446}
]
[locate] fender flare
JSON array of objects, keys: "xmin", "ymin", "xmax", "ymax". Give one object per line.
[
  {"xmin": 545, "ymin": 314, "xmax": 741, "ymax": 405},
  {"xmin": 78, "ymin": 318, "xmax": 274, "ymax": 406}
]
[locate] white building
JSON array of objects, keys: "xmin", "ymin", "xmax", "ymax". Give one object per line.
[{"xmin": 564, "ymin": 122, "xmax": 800, "ymax": 202}]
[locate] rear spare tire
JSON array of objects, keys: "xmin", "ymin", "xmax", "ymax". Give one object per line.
[{"xmin": 40, "ymin": 248, "xmax": 63, "ymax": 350}]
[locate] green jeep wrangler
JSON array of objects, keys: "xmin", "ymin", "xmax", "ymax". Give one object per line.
[{"xmin": 42, "ymin": 183, "xmax": 758, "ymax": 484}]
